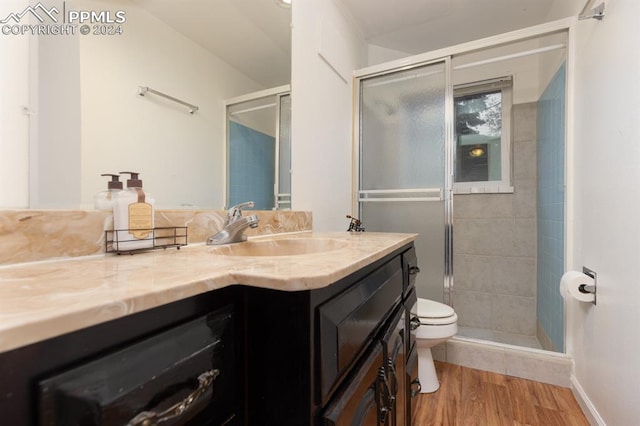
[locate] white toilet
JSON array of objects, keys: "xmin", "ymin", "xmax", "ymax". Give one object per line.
[{"xmin": 413, "ymin": 297, "xmax": 458, "ymax": 393}]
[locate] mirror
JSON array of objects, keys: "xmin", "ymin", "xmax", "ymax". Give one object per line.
[
  {"xmin": 226, "ymin": 86, "xmax": 291, "ymax": 210},
  {"xmin": 0, "ymin": 0, "xmax": 291, "ymax": 209}
]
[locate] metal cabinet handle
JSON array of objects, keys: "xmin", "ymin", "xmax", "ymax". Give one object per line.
[
  {"xmin": 127, "ymin": 369, "xmax": 220, "ymax": 426},
  {"xmin": 387, "ymin": 358, "xmax": 398, "ymax": 403},
  {"xmin": 410, "ymin": 378, "xmax": 422, "ymax": 398},
  {"xmin": 376, "ymin": 367, "xmax": 391, "ymax": 424},
  {"xmin": 408, "ymin": 266, "xmax": 420, "ymax": 275}
]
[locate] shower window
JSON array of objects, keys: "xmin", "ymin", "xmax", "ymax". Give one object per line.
[{"xmin": 454, "ymin": 77, "xmax": 512, "ymax": 193}]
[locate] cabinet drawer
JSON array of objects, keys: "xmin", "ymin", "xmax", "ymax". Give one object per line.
[
  {"xmin": 39, "ymin": 305, "xmax": 237, "ymax": 426},
  {"xmin": 318, "ymin": 257, "xmax": 402, "ymax": 404}
]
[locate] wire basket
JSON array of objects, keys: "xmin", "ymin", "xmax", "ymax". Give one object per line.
[{"xmin": 105, "ymin": 227, "xmax": 188, "ymax": 254}]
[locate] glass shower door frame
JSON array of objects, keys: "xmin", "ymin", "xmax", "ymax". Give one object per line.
[
  {"xmin": 354, "ymin": 57, "xmax": 455, "ymax": 306},
  {"xmin": 274, "ymin": 92, "xmax": 292, "ymax": 210}
]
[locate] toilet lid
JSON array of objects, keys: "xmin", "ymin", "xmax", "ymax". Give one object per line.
[{"xmin": 416, "ymin": 298, "xmax": 455, "ymax": 319}]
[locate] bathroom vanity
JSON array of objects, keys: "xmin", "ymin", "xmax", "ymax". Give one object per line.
[
  {"xmin": 0, "ymin": 232, "xmax": 419, "ymax": 425},
  {"xmin": 245, "ymin": 243, "xmax": 419, "ymax": 425}
]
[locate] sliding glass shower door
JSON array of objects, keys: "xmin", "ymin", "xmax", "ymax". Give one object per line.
[{"xmin": 358, "ymin": 59, "xmax": 453, "ymax": 303}]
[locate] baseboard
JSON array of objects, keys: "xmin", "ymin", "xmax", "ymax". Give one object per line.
[
  {"xmin": 570, "ymin": 375, "xmax": 606, "ymax": 426},
  {"xmin": 446, "ymin": 336, "xmax": 572, "ymax": 387}
]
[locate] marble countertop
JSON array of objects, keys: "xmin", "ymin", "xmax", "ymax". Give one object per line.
[{"xmin": 0, "ymin": 231, "xmax": 417, "ymax": 354}]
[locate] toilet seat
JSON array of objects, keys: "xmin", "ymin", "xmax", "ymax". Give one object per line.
[
  {"xmin": 412, "ymin": 298, "xmax": 457, "ymax": 325},
  {"xmin": 418, "ymin": 313, "xmax": 458, "ymax": 326},
  {"xmin": 416, "ymin": 298, "xmax": 454, "ymax": 318}
]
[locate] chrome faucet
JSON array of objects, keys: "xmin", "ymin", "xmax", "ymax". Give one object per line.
[{"xmin": 206, "ymin": 201, "xmax": 260, "ymax": 245}]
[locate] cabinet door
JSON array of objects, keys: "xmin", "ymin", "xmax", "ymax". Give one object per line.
[
  {"xmin": 405, "ymin": 347, "xmax": 420, "ymax": 425},
  {"xmin": 322, "ymin": 342, "xmax": 387, "ymax": 426},
  {"xmin": 318, "ymin": 258, "xmax": 403, "ymax": 403},
  {"xmin": 401, "ymin": 246, "xmax": 419, "ymax": 298},
  {"xmin": 381, "ymin": 306, "xmax": 406, "ymax": 426},
  {"xmin": 404, "ymin": 288, "xmax": 418, "ymax": 358},
  {"xmin": 39, "ymin": 305, "xmax": 237, "ymax": 426}
]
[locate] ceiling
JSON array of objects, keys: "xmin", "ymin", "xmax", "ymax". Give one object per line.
[
  {"xmin": 131, "ymin": 0, "xmax": 579, "ymax": 89},
  {"xmin": 340, "ymin": 0, "xmax": 561, "ymax": 55},
  {"xmin": 131, "ymin": 0, "xmax": 292, "ymax": 88}
]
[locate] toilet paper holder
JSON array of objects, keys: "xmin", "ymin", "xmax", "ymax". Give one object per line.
[{"xmin": 579, "ymin": 267, "xmax": 597, "ymax": 304}]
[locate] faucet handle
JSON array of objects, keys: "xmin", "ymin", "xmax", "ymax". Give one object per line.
[
  {"xmin": 227, "ymin": 201, "xmax": 255, "ymax": 222},
  {"xmin": 346, "ymin": 215, "xmax": 365, "ymax": 232}
]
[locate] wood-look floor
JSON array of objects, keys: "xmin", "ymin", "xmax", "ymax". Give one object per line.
[{"xmin": 413, "ymin": 361, "xmax": 590, "ymax": 426}]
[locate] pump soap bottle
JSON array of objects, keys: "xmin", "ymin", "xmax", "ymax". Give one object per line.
[
  {"xmin": 113, "ymin": 172, "xmax": 155, "ymax": 251},
  {"xmin": 94, "ymin": 174, "xmax": 123, "ymax": 210}
]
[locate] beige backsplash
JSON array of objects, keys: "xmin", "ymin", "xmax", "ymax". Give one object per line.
[{"xmin": 0, "ymin": 210, "xmax": 312, "ymax": 266}]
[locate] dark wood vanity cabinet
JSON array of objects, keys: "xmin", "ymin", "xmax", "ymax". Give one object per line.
[
  {"xmin": 245, "ymin": 244, "xmax": 417, "ymax": 426},
  {"xmin": 401, "ymin": 245, "xmax": 420, "ymax": 426},
  {"xmin": 0, "ymin": 243, "xmax": 418, "ymax": 426},
  {"xmin": 39, "ymin": 305, "xmax": 236, "ymax": 425},
  {"xmin": 320, "ymin": 305, "xmax": 407, "ymax": 426},
  {"xmin": 0, "ymin": 288, "xmax": 243, "ymax": 426},
  {"xmin": 322, "ymin": 340, "xmax": 386, "ymax": 425}
]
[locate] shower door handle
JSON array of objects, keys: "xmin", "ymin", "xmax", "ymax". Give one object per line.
[{"xmin": 358, "ymin": 188, "xmax": 443, "ymax": 203}]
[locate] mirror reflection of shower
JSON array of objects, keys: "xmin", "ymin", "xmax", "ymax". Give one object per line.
[{"xmin": 226, "ymin": 86, "xmax": 291, "ymax": 210}]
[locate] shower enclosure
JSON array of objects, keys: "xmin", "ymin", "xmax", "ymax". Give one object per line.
[
  {"xmin": 357, "ymin": 59, "xmax": 452, "ymax": 306},
  {"xmin": 226, "ymin": 86, "xmax": 291, "ymax": 210},
  {"xmin": 356, "ymin": 31, "xmax": 568, "ymax": 353}
]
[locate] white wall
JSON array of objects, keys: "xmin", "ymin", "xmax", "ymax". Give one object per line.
[
  {"xmin": 546, "ymin": 0, "xmax": 584, "ymax": 22},
  {"xmin": 35, "ymin": 25, "xmax": 82, "ymax": 208},
  {"xmin": 291, "ymin": 0, "xmax": 366, "ymax": 231},
  {"xmin": 0, "ymin": 0, "xmax": 30, "ymax": 208},
  {"xmin": 569, "ymin": 0, "xmax": 640, "ymax": 424},
  {"xmin": 456, "ymin": 32, "xmax": 569, "ymax": 103},
  {"xmin": 366, "ymin": 44, "xmax": 410, "ymax": 66},
  {"xmin": 370, "ymin": 33, "xmax": 567, "ymax": 106},
  {"xmin": 452, "ymin": 39, "xmax": 541, "ymax": 104}
]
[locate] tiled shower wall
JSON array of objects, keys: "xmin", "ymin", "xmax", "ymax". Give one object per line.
[
  {"xmin": 228, "ymin": 121, "xmax": 276, "ymax": 210},
  {"xmin": 536, "ymin": 63, "xmax": 566, "ymax": 352},
  {"xmin": 453, "ymin": 103, "xmax": 538, "ymax": 340}
]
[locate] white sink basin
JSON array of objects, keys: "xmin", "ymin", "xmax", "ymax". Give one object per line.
[{"xmin": 209, "ymin": 238, "xmax": 347, "ymax": 257}]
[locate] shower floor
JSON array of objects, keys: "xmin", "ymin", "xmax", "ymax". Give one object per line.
[{"xmin": 457, "ymin": 326, "xmax": 542, "ymax": 350}]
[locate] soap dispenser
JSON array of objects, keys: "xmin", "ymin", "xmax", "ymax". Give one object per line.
[
  {"xmin": 113, "ymin": 171, "xmax": 156, "ymax": 251},
  {"xmin": 94, "ymin": 174, "xmax": 123, "ymax": 210}
]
